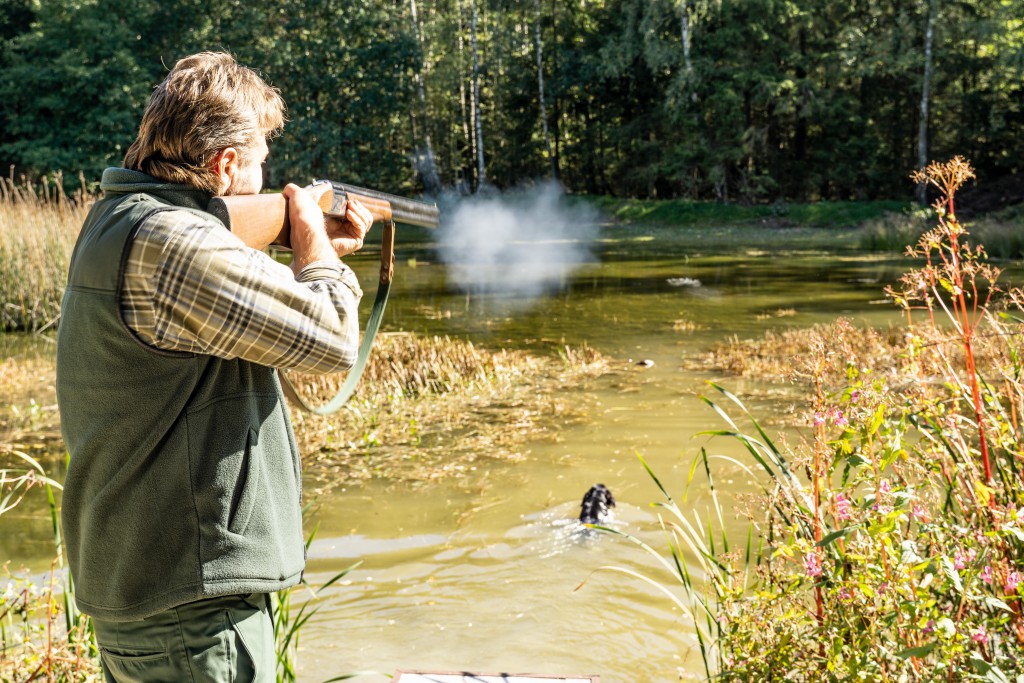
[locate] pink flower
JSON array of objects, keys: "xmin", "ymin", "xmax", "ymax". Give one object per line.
[
  {"xmin": 835, "ymin": 494, "xmax": 853, "ymax": 522},
  {"xmin": 837, "ymin": 586, "xmax": 854, "ymax": 603},
  {"xmin": 850, "ymin": 390, "xmax": 861, "ymax": 403},
  {"xmin": 805, "ymin": 552, "xmax": 823, "ymax": 578},
  {"xmin": 972, "ymin": 626, "xmax": 988, "ymax": 644},
  {"xmin": 954, "ymin": 551, "xmax": 969, "ymax": 571},
  {"xmin": 832, "ymin": 409, "xmax": 849, "ymax": 427},
  {"xmin": 922, "ymin": 620, "xmax": 935, "ymax": 635},
  {"xmin": 954, "ymin": 548, "xmax": 979, "ymax": 570},
  {"xmin": 813, "ymin": 412, "xmax": 825, "ymax": 426},
  {"xmin": 879, "ymin": 479, "xmax": 891, "ymax": 495},
  {"xmin": 1006, "ymin": 571, "xmax": 1021, "ymax": 593},
  {"xmin": 980, "ymin": 566, "xmax": 994, "ymax": 584},
  {"xmin": 911, "ymin": 504, "xmax": 927, "ymax": 521}
]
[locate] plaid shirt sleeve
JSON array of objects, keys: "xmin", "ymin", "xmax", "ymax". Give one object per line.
[{"xmin": 121, "ymin": 208, "xmax": 363, "ymax": 374}]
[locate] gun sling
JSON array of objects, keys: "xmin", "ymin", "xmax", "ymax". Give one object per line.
[
  {"xmin": 278, "ymin": 218, "xmax": 397, "ymax": 415},
  {"xmin": 276, "ymin": 216, "xmax": 395, "ymax": 417}
]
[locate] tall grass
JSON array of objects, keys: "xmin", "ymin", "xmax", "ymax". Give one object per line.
[
  {"xmin": 593, "ymin": 159, "xmax": 1024, "ymax": 679},
  {"xmin": 0, "ymin": 173, "xmax": 91, "ymax": 332},
  {"xmin": 0, "ymin": 449, "xmax": 99, "ymax": 681}
]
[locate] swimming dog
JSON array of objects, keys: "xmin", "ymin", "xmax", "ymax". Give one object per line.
[{"xmin": 579, "ymin": 484, "xmax": 616, "ymax": 525}]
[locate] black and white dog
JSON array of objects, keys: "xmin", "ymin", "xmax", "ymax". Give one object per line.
[{"xmin": 578, "ymin": 484, "xmax": 616, "ymax": 525}]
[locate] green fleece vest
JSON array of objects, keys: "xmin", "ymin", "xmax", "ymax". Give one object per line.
[{"xmin": 56, "ymin": 169, "xmax": 305, "ymax": 621}]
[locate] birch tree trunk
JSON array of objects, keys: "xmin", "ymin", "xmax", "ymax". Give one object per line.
[
  {"xmin": 409, "ymin": 0, "xmax": 442, "ymax": 195},
  {"xmin": 681, "ymin": 0, "xmax": 693, "ymax": 79},
  {"xmin": 456, "ymin": 0, "xmax": 473, "ymax": 193},
  {"xmin": 917, "ymin": 0, "xmax": 935, "ymax": 204},
  {"xmin": 470, "ymin": 0, "xmax": 486, "ymax": 189},
  {"xmin": 534, "ymin": 0, "xmax": 556, "ymax": 179}
]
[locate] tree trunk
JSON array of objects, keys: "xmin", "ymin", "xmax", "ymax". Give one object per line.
[
  {"xmin": 456, "ymin": 0, "xmax": 473, "ymax": 193},
  {"xmin": 916, "ymin": 0, "xmax": 935, "ymax": 204},
  {"xmin": 681, "ymin": 0, "xmax": 693, "ymax": 78},
  {"xmin": 534, "ymin": 0, "xmax": 557, "ymax": 179},
  {"xmin": 409, "ymin": 0, "xmax": 442, "ymax": 195},
  {"xmin": 470, "ymin": 0, "xmax": 486, "ymax": 189}
]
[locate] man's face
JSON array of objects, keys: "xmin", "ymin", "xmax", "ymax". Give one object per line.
[{"xmin": 225, "ymin": 135, "xmax": 268, "ymax": 196}]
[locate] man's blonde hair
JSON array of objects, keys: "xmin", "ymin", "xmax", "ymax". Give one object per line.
[{"xmin": 124, "ymin": 52, "xmax": 285, "ymax": 194}]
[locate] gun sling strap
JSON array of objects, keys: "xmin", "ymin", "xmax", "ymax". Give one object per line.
[{"xmin": 278, "ymin": 219, "xmax": 396, "ymax": 415}]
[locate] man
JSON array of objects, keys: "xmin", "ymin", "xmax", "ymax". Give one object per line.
[{"xmin": 55, "ymin": 52, "xmax": 370, "ymax": 681}]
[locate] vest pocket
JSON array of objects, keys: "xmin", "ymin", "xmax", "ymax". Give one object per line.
[
  {"xmin": 228, "ymin": 428, "xmax": 262, "ymax": 536},
  {"xmin": 186, "ymin": 389, "xmax": 303, "ymax": 582}
]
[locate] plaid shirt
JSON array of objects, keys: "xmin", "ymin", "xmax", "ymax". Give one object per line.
[{"xmin": 121, "ymin": 208, "xmax": 363, "ymax": 374}]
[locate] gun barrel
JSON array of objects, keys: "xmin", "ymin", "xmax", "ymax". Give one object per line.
[{"xmin": 330, "ymin": 181, "xmax": 440, "ymax": 229}]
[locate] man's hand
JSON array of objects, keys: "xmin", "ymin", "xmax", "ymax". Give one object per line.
[
  {"xmin": 326, "ymin": 197, "xmax": 372, "ymax": 258},
  {"xmin": 284, "ymin": 183, "xmax": 338, "ymax": 275},
  {"xmin": 284, "ymin": 184, "xmax": 372, "ymax": 276}
]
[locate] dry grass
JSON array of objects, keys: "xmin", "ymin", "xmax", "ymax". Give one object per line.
[
  {"xmin": 0, "ymin": 174, "xmax": 92, "ymax": 332},
  {"xmin": 286, "ymin": 333, "xmax": 609, "ymax": 490},
  {"xmin": 690, "ymin": 315, "xmax": 1024, "ymax": 419},
  {"xmin": 692, "ymin": 322, "xmax": 907, "ymax": 381}
]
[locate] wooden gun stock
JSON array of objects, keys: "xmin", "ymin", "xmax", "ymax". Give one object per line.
[
  {"xmin": 207, "ymin": 184, "xmax": 333, "ymax": 251},
  {"xmin": 207, "ymin": 181, "xmax": 439, "ymax": 252}
]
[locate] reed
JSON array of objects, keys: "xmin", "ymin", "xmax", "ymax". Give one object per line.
[
  {"xmin": 0, "ymin": 448, "xmax": 99, "ymax": 682},
  {"xmin": 273, "ymin": 522, "xmax": 371, "ymax": 683},
  {"xmin": 0, "ymin": 173, "xmax": 91, "ymax": 332},
  {"xmin": 593, "ymin": 159, "xmax": 1024, "ymax": 679}
]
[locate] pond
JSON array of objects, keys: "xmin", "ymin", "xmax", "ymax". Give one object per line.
[
  {"xmin": 3, "ymin": 219, "xmax": 927, "ymax": 681},
  {"xmin": 292, "ymin": 223, "xmax": 914, "ymax": 682}
]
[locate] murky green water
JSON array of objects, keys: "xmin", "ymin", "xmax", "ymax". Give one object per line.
[
  {"xmin": 1, "ymin": 226, "xmax": 942, "ymax": 681},
  {"xmin": 293, "ymin": 230, "xmax": 915, "ymax": 682}
]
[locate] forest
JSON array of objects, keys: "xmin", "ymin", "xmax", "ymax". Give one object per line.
[{"xmin": 0, "ymin": 0, "xmax": 1022, "ymax": 202}]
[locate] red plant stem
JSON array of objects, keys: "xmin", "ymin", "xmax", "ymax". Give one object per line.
[
  {"xmin": 812, "ymin": 375, "xmax": 825, "ymax": 648},
  {"xmin": 945, "ymin": 193, "xmax": 994, "ymax": 487},
  {"xmin": 963, "ymin": 340, "xmax": 993, "ymax": 484}
]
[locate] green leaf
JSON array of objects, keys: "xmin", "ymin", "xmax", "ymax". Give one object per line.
[
  {"xmin": 939, "ymin": 555, "xmax": 963, "ymax": 593},
  {"xmin": 983, "ymin": 596, "xmax": 1012, "ymax": 612},
  {"xmin": 969, "ymin": 652, "xmax": 1010, "ymax": 683},
  {"xmin": 867, "ymin": 515, "xmax": 897, "ymax": 537},
  {"xmin": 868, "ymin": 404, "xmax": 885, "ymax": 436},
  {"xmin": 816, "ymin": 525, "xmax": 858, "ymax": 548},
  {"xmin": 896, "ymin": 642, "xmax": 936, "ymax": 659},
  {"xmin": 846, "ymin": 454, "xmax": 869, "ymax": 468}
]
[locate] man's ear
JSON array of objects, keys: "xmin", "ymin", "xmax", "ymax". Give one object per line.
[{"xmin": 209, "ymin": 147, "xmax": 240, "ymax": 195}]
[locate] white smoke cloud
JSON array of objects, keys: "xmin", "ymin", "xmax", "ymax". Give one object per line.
[{"xmin": 437, "ymin": 181, "xmax": 599, "ymax": 304}]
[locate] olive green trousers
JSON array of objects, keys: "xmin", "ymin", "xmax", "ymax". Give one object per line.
[{"xmin": 92, "ymin": 593, "xmax": 275, "ymax": 683}]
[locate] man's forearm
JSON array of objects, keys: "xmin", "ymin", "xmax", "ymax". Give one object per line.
[{"xmin": 122, "ymin": 210, "xmax": 363, "ymax": 374}]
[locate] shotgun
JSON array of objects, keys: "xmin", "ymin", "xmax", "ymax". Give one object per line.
[{"xmin": 207, "ymin": 180, "xmax": 441, "ymax": 251}]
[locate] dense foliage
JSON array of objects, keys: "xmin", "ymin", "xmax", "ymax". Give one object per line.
[{"xmin": 0, "ymin": 0, "xmax": 1022, "ymax": 200}]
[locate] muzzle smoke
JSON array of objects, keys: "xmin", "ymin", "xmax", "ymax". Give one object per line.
[{"xmin": 437, "ymin": 181, "xmax": 599, "ymax": 304}]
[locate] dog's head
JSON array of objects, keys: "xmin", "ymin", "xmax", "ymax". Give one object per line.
[{"xmin": 579, "ymin": 484, "xmax": 616, "ymax": 524}]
